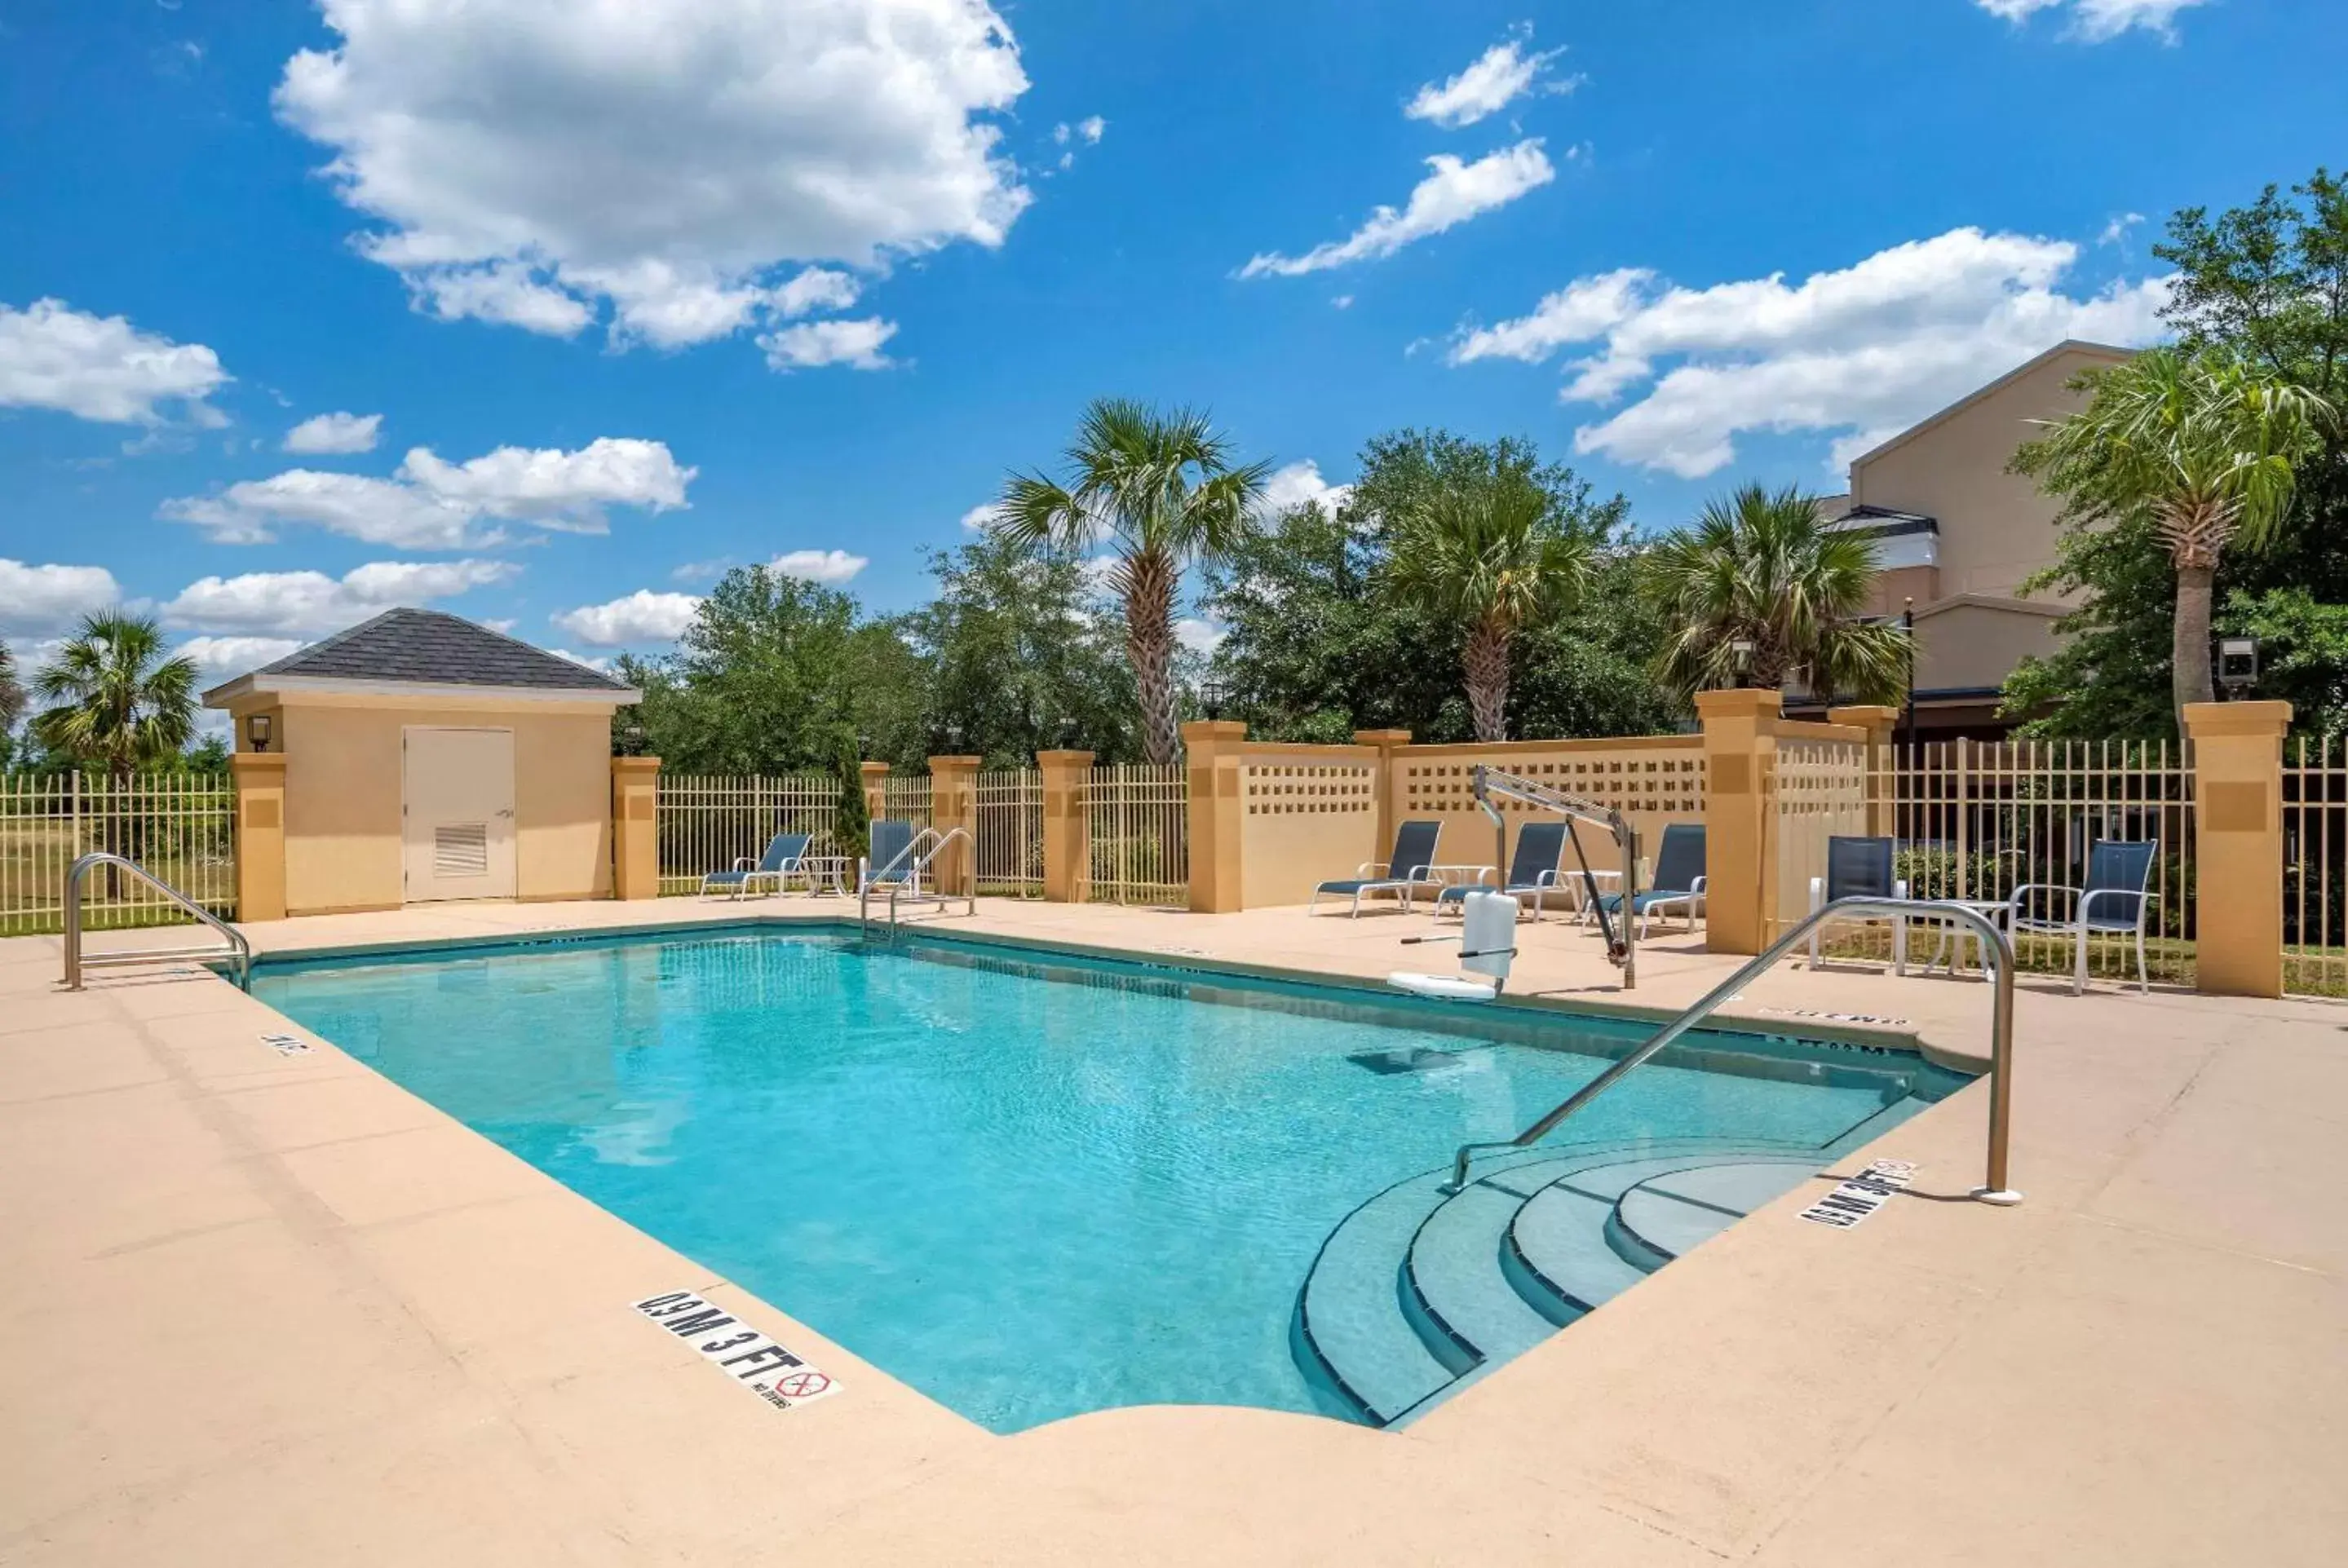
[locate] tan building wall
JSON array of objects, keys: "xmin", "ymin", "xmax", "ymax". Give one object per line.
[
  {"xmin": 1911, "ymin": 597, "xmax": 2068, "ymax": 695},
  {"xmin": 230, "ymin": 693, "xmax": 617, "ymax": 916},
  {"xmin": 1850, "ymin": 341, "xmax": 2128, "ymax": 605}
]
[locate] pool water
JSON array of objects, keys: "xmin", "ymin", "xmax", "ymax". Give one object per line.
[{"xmin": 253, "ymin": 928, "xmax": 1961, "ymax": 1433}]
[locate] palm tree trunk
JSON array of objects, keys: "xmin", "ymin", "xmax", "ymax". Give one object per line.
[
  {"xmin": 2172, "ymin": 559, "xmax": 2217, "ymax": 729},
  {"xmin": 1463, "ymin": 621, "xmax": 1511, "ymax": 743},
  {"xmin": 1122, "ymin": 549, "xmax": 1181, "ymax": 765}
]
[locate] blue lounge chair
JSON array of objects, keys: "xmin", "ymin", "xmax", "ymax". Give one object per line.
[
  {"xmin": 858, "ymin": 819, "xmax": 922, "ymax": 896},
  {"xmin": 1806, "ymin": 834, "xmax": 1910, "ymax": 971},
  {"xmin": 701, "ymin": 831, "xmax": 811, "ymax": 900},
  {"xmin": 1311, "ymin": 819, "xmax": 1442, "ymax": 917},
  {"xmin": 1596, "ymin": 822, "xmax": 1707, "ymax": 936},
  {"xmin": 2010, "ymin": 838, "xmax": 2157, "ymax": 993},
  {"xmin": 1435, "ymin": 820, "xmax": 1573, "ymax": 921}
]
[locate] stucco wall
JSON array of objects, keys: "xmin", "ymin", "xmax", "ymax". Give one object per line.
[
  {"xmin": 251, "ymin": 697, "xmax": 614, "ymax": 915},
  {"xmin": 1236, "ymin": 746, "xmax": 1384, "ymax": 909},
  {"xmin": 1850, "ymin": 343, "xmax": 2126, "ymax": 604},
  {"xmin": 1912, "ymin": 600, "xmax": 2067, "ymax": 694}
]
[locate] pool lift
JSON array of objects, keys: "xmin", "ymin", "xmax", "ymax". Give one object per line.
[{"xmin": 1387, "ymin": 766, "xmax": 1638, "ymax": 1002}]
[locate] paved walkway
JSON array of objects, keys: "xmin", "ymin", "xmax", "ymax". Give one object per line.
[{"xmin": 3, "ymin": 895, "xmax": 2342, "ymax": 1565}]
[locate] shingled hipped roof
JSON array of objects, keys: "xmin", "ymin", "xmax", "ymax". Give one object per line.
[{"xmin": 202, "ymin": 607, "xmax": 635, "ymax": 705}]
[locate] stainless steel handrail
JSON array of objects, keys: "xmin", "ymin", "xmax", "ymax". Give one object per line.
[
  {"xmin": 1447, "ymin": 896, "xmax": 2020, "ymax": 1204},
  {"xmin": 63, "ymin": 851, "xmax": 252, "ymax": 992},
  {"xmin": 860, "ymin": 826, "xmax": 978, "ymax": 929}
]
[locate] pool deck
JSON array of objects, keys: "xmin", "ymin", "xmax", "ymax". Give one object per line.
[{"xmin": 4, "ymin": 894, "xmax": 2344, "ymax": 1565}]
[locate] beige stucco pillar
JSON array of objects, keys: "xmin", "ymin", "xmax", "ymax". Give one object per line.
[
  {"xmin": 1828, "ymin": 704, "xmax": 1901, "ymax": 838},
  {"xmin": 1352, "ymin": 729, "xmax": 1413, "ymax": 865},
  {"xmin": 2184, "ymin": 701, "xmax": 2291, "ymax": 998},
  {"xmin": 1185, "ymin": 721, "xmax": 1249, "ymax": 913},
  {"xmin": 1037, "ymin": 750, "xmax": 1094, "ymax": 902},
  {"xmin": 926, "ymin": 754, "xmax": 981, "ymax": 896},
  {"xmin": 230, "ymin": 753, "xmax": 287, "ymax": 923},
  {"xmin": 1698, "ymin": 687, "xmax": 1783, "ymax": 956},
  {"xmin": 860, "ymin": 761, "xmax": 890, "ymax": 822},
  {"xmin": 610, "ymin": 756, "xmax": 661, "ymax": 901}
]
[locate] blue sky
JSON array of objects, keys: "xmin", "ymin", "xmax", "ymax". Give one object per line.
[{"xmin": 2, "ymin": 0, "xmax": 2341, "ymax": 694}]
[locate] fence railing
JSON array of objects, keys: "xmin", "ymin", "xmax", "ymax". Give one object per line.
[
  {"xmin": 1, "ymin": 772, "xmax": 237, "ymax": 936},
  {"xmin": 2284, "ymin": 736, "xmax": 2348, "ymax": 996},
  {"xmin": 1871, "ymin": 740, "xmax": 2195, "ymax": 986},
  {"xmin": 975, "ymin": 768, "xmax": 1044, "ymax": 898},
  {"xmin": 1767, "ymin": 737, "xmax": 1870, "ymax": 939},
  {"xmin": 655, "ymin": 774, "xmax": 841, "ymax": 896},
  {"xmin": 880, "ymin": 774, "xmax": 934, "ymax": 830},
  {"xmin": 1084, "ymin": 764, "xmax": 1188, "ymax": 907}
]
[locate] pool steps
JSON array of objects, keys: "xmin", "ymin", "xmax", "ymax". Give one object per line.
[{"xmin": 1296, "ymin": 1140, "xmax": 1824, "ymax": 1427}]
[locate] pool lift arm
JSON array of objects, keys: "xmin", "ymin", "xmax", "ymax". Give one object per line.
[{"xmin": 1462, "ymin": 764, "xmax": 1639, "ymax": 990}]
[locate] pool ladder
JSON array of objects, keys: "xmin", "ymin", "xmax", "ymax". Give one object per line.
[
  {"xmin": 1447, "ymin": 897, "xmax": 2020, "ymax": 1205},
  {"xmin": 859, "ymin": 826, "xmax": 979, "ymax": 935},
  {"xmin": 60, "ymin": 851, "xmax": 252, "ymax": 992}
]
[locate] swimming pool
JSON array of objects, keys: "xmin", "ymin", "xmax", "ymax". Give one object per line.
[{"xmin": 252, "ymin": 926, "xmax": 1965, "ymax": 1432}]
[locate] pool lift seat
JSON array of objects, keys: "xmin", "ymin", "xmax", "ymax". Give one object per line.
[{"xmin": 1388, "ymin": 766, "xmax": 1640, "ymax": 998}]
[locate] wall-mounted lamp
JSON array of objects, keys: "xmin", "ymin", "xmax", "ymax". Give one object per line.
[
  {"xmin": 246, "ymin": 713, "xmax": 272, "ymax": 753},
  {"xmin": 2217, "ymin": 636, "xmax": 2259, "ymax": 698}
]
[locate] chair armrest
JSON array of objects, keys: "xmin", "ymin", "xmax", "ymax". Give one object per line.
[
  {"xmin": 2077, "ymin": 887, "xmax": 2152, "ymax": 922},
  {"xmin": 1690, "ymin": 876, "xmax": 1707, "ymax": 894},
  {"xmin": 1426, "ymin": 863, "xmax": 1497, "ymax": 886},
  {"xmin": 1356, "ymin": 860, "xmax": 1387, "ymax": 877},
  {"xmin": 732, "ymin": 857, "xmax": 755, "ymax": 871}
]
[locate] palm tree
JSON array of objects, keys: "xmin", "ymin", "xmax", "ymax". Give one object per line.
[
  {"xmin": 2014, "ymin": 348, "xmax": 2333, "ymax": 729},
  {"xmin": 0, "ymin": 642, "xmax": 24, "ymax": 749},
  {"xmin": 32, "ymin": 612, "xmax": 200, "ymax": 771},
  {"xmin": 1384, "ymin": 475, "xmax": 1590, "ymax": 741},
  {"xmin": 993, "ymin": 399, "xmax": 1269, "ymax": 764},
  {"xmin": 1645, "ymin": 484, "xmax": 1910, "ymax": 703}
]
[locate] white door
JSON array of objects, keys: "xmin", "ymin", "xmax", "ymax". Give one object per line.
[{"xmin": 402, "ymin": 727, "xmax": 518, "ymax": 902}]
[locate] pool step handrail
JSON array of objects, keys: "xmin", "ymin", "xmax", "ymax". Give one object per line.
[
  {"xmin": 1446, "ymin": 897, "xmax": 2019, "ymax": 1206},
  {"xmin": 62, "ymin": 851, "xmax": 252, "ymax": 992},
  {"xmin": 860, "ymin": 825, "xmax": 978, "ymax": 930}
]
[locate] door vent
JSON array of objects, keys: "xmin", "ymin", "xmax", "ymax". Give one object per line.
[{"xmin": 434, "ymin": 823, "xmax": 491, "ymax": 878}]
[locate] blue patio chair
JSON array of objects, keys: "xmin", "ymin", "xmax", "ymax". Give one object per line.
[
  {"xmin": 1434, "ymin": 821, "xmax": 1573, "ymax": 921},
  {"xmin": 1311, "ymin": 819, "xmax": 1443, "ymax": 917},
  {"xmin": 1806, "ymin": 835, "xmax": 1910, "ymax": 972},
  {"xmin": 2010, "ymin": 838, "xmax": 2157, "ymax": 994},
  {"xmin": 858, "ymin": 819, "xmax": 922, "ymax": 897},
  {"xmin": 1595, "ymin": 822, "xmax": 1707, "ymax": 937},
  {"xmin": 701, "ymin": 831, "xmax": 811, "ymax": 901}
]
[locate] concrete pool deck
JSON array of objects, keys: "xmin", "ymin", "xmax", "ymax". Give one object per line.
[{"xmin": 3, "ymin": 894, "xmax": 2343, "ymax": 1565}]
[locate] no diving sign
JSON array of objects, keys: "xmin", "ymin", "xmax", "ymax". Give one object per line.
[
  {"xmin": 1797, "ymin": 1159, "xmax": 1916, "ymax": 1229},
  {"xmin": 633, "ymin": 1291, "xmax": 842, "ymax": 1411}
]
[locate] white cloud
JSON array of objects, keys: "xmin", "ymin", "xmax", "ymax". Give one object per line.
[
  {"xmin": 772, "ymin": 548, "xmax": 869, "ymax": 585},
  {"xmin": 1331, "ymin": 294, "xmax": 1354, "ymax": 310},
  {"xmin": 1239, "ymin": 140, "xmax": 1556, "ymax": 278},
  {"xmin": 176, "ymin": 636, "xmax": 307, "ymax": 684},
  {"xmin": 1077, "ymin": 114, "xmax": 1106, "ymax": 144},
  {"xmin": 162, "ymin": 436, "xmax": 695, "ymax": 547},
  {"xmin": 283, "ymin": 410, "xmax": 382, "ymax": 453},
  {"xmin": 1257, "ymin": 459, "xmax": 1353, "ymax": 518},
  {"xmin": 770, "ymin": 267, "xmax": 862, "ymax": 319},
  {"xmin": 549, "ymin": 648, "xmax": 617, "ymax": 674},
  {"xmin": 2098, "ymin": 211, "xmax": 2147, "ymax": 246},
  {"xmin": 0, "ymin": 559, "xmax": 122, "ymax": 636},
  {"xmin": 1975, "ymin": 0, "xmax": 2206, "ymax": 41},
  {"xmin": 1450, "ymin": 226, "xmax": 2171, "ymax": 479},
  {"xmin": 551, "ymin": 590, "xmax": 704, "ymax": 647},
  {"xmin": 163, "ymin": 559, "xmax": 518, "ymax": 636},
  {"xmin": 273, "ymin": 0, "xmax": 1031, "ymax": 356},
  {"xmin": 0, "ymin": 298, "xmax": 229, "ymax": 425},
  {"xmin": 960, "ymin": 501, "xmax": 1003, "ymax": 531},
  {"xmin": 758, "ymin": 316, "xmax": 899, "ymax": 370},
  {"xmin": 1404, "ymin": 31, "xmax": 1572, "ymax": 128},
  {"xmin": 1174, "ymin": 618, "xmax": 1226, "ymax": 655}
]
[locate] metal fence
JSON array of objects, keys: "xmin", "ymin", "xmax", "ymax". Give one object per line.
[
  {"xmin": 1767, "ymin": 737, "xmax": 1871, "ymax": 940},
  {"xmin": 975, "ymin": 768, "xmax": 1044, "ymax": 897},
  {"xmin": 655, "ymin": 774, "xmax": 841, "ymax": 896},
  {"xmin": 0, "ymin": 772, "xmax": 237, "ymax": 935},
  {"xmin": 1873, "ymin": 740, "xmax": 2195, "ymax": 986},
  {"xmin": 879, "ymin": 774, "xmax": 933, "ymax": 830},
  {"xmin": 2283, "ymin": 736, "xmax": 2348, "ymax": 996},
  {"xmin": 1084, "ymin": 764, "xmax": 1188, "ymax": 907}
]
